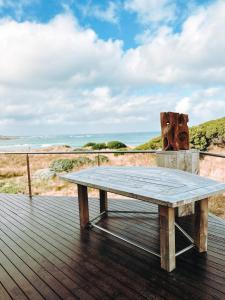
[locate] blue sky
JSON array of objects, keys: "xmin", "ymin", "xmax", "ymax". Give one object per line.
[
  {"xmin": 0, "ymin": 0, "xmax": 215, "ymax": 49},
  {"xmin": 0, "ymin": 0, "xmax": 224, "ymax": 135}
]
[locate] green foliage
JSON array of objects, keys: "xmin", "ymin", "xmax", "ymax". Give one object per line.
[
  {"xmin": 50, "ymin": 159, "xmax": 74, "ymax": 172},
  {"xmin": 83, "ymin": 142, "xmax": 96, "ymax": 148},
  {"xmin": 83, "ymin": 140, "xmax": 127, "ymax": 150},
  {"xmin": 136, "ymin": 136, "xmax": 162, "ymax": 150},
  {"xmin": 136, "ymin": 117, "xmax": 225, "ymax": 151},
  {"xmin": 107, "ymin": 141, "xmax": 127, "ymax": 149},
  {"xmin": 94, "ymin": 155, "xmax": 109, "ymax": 164},
  {"xmin": 0, "ymin": 182, "xmax": 23, "ymax": 194},
  {"xmin": 189, "ymin": 117, "xmax": 225, "ymax": 150},
  {"xmin": 91, "ymin": 143, "xmax": 107, "ymax": 150},
  {"xmin": 72, "ymin": 157, "xmax": 93, "ymax": 167},
  {"xmin": 50, "ymin": 156, "xmax": 94, "ymax": 172}
]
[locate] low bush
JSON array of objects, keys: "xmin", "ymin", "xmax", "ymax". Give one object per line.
[
  {"xmin": 50, "ymin": 159, "xmax": 74, "ymax": 172},
  {"xmin": 50, "ymin": 156, "xmax": 94, "ymax": 172},
  {"xmin": 92, "ymin": 143, "xmax": 107, "ymax": 150},
  {"xmin": 0, "ymin": 182, "xmax": 24, "ymax": 194},
  {"xmin": 83, "ymin": 142, "xmax": 96, "ymax": 148},
  {"xmin": 136, "ymin": 136, "xmax": 162, "ymax": 150},
  {"xmin": 136, "ymin": 117, "xmax": 225, "ymax": 151},
  {"xmin": 72, "ymin": 157, "xmax": 93, "ymax": 167},
  {"xmin": 107, "ymin": 141, "xmax": 127, "ymax": 149}
]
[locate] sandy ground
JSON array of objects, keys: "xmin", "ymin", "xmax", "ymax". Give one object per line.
[{"xmin": 0, "ymin": 145, "xmax": 224, "ymax": 219}]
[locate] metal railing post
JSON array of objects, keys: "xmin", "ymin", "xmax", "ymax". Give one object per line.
[{"xmin": 26, "ymin": 154, "xmax": 32, "ymax": 198}]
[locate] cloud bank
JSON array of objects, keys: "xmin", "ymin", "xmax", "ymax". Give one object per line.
[{"xmin": 0, "ymin": 1, "xmax": 225, "ymax": 134}]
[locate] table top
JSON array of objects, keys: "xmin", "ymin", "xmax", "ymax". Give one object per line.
[{"xmin": 60, "ymin": 166, "xmax": 225, "ymax": 207}]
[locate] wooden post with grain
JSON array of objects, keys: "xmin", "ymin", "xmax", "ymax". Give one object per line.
[
  {"xmin": 99, "ymin": 190, "xmax": 108, "ymax": 215},
  {"xmin": 194, "ymin": 198, "xmax": 208, "ymax": 252},
  {"xmin": 156, "ymin": 112, "xmax": 199, "ymax": 217},
  {"xmin": 159, "ymin": 206, "xmax": 176, "ymax": 272},
  {"xmin": 77, "ymin": 184, "xmax": 89, "ymax": 229}
]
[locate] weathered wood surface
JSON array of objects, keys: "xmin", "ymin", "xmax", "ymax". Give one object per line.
[
  {"xmin": 195, "ymin": 198, "xmax": 208, "ymax": 252},
  {"xmin": 100, "ymin": 189, "xmax": 108, "ymax": 213},
  {"xmin": 160, "ymin": 112, "xmax": 189, "ymax": 151},
  {"xmin": 159, "ymin": 206, "xmax": 176, "ymax": 272},
  {"xmin": 156, "ymin": 150, "xmax": 199, "ymax": 216},
  {"xmin": 77, "ymin": 184, "xmax": 89, "ymax": 229},
  {"xmin": 61, "ymin": 166, "xmax": 225, "ymax": 208},
  {"xmin": 1, "ymin": 194, "xmax": 225, "ymax": 299}
]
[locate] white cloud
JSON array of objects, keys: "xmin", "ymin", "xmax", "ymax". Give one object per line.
[
  {"xmin": 78, "ymin": 1, "xmax": 119, "ymax": 24},
  {"xmin": 175, "ymin": 97, "xmax": 191, "ymax": 114},
  {"xmin": 124, "ymin": 0, "xmax": 175, "ymax": 24},
  {"xmin": 122, "ymin": 1, "xmax": 225, "ymax": 86},
  {"xmin": 175, "ymin": 88, "xmax": 225, "ymax": 125},
  {"xmin": 0, "ymin": 13, "xmax": 123, "ymax": 88},
  {"xmin": 0, "ymin": 1, "xmax": 225, "ymax": 134}
]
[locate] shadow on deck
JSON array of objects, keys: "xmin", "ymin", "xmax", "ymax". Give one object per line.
[{"xmin": 0, "ymin": 194, "xmax": 225, "ymax": 300}]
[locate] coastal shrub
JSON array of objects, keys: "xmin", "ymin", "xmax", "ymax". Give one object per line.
[
  {"xmin": 72, "ymin": 157, "xmax": 93, "ymax": 167},
  {"xmin": 33, "ymin": 168, "xmax": 56, "ymax": 180},
  {"xmin": 107, "ymin": 141, "xmax": 127, "ymax": 149},
  {"xmin": 92, "ymin": 143, "xmax": 107, "ymax": 150},
  {"xmin": 50, "ymin": 156, "xmax": 94, "ymax": 172},
  {"xmin": 50, "ymin": 159, "xmax": 74, "ymax": 172},
  {"xmin": 136, "ymin": 136, "xmax": 162, "ymax": 150},
  {"xmin": 189, "ymin": 117, "xmax": 225, "ymax": 150},
  {"xmin": 83, "ymin": 142, "xmax": 96, "ymax": 148},
  {"xmin": 189, "ymin": 129, "xmax": 208, "ymax": 150},
  {"xmin": 0, "ymin": 182, "xmax": 23, "ymax": 194},
  {"xmin": 94, "ymin": 155, "xmax": 109, "ymax": 164},
  {"xmin": 136, "ymin": 117, "xmax": 225, "ymax": 151}
]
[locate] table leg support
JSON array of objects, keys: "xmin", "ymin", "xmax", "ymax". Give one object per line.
[
  {"xmin": 99, "ymin": 190, "xmax": 108, "ymax": 214},
  {"xmin": 194, "ymin": 198, "xmax": 208, "ymax": 252},
  {"xmin": 77, "ymin": 184, "xmax": 89, "ymax": 229},
  {"xmin": 159, "ymin": 206, "xmax": 176, "ymax": 272}
]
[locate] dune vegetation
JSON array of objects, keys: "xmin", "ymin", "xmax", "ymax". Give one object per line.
[
  {"xmin": 0, "ymin": 131, "xmax": 224, "ymax": 219},
  {"xmin": 137, "ymin": 117, "xmax": 225, "ymax": 151}
]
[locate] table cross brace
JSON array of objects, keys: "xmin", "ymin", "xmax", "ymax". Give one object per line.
[{"xmin": 88, "ymin": 210, "xmax": 195, "ymax": 259}]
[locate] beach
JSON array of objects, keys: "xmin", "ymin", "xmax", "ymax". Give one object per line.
[{"xmin": 0, "ymin": 131, "xmax": 160, "ymax": 151}]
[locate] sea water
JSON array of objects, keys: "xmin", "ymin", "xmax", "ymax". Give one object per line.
[{"xmin": 0, "ymin": 132, "xmax": 159, "ymax": 151}]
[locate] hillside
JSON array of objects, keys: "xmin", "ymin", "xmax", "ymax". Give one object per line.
[{"xmin": 137, "ymin": 117, "xmax": 225, "ymax": 151}]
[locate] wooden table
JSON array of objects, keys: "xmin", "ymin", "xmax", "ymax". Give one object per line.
[{"xmin": 61, "ymin": 166, "xmax": 225, "ymax": 272}]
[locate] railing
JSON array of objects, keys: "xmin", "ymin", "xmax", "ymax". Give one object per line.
[{"xmin": 0, "ymin": 150, "xmax": 224, "ymax": 198}]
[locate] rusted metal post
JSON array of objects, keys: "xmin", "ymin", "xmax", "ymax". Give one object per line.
[
  {"xmin": 97, "ymin": 154, "xmax": 100, "ymax": 167},
  {"xmin": 26, "ymin": 154, "xmax": 32, "ymax": 198}
]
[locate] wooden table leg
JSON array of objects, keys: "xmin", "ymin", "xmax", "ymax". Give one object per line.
[
  {"xmin": 159, "ymin": 206, "xmax": 176, "ymax": 272},
  {"xmin": 99, "ymin": 190, "xmax": 108, "ymax": 214},
  {"xmin": 194, "ymin": 198, "xmax": 208, "ymax": 252},
  {"xmin": 77, "ymin": 184, "xmax": 89, "ymax": 229}
]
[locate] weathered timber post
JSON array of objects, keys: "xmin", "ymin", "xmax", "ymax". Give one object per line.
[
  {"xmin": 156, "ymin": 112, "xmax": 199, "ymax": 216},
  {"xmin": 160, "ymin": 112, "xmax": 189, "ymax": 151}
]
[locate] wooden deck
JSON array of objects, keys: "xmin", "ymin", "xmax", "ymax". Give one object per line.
[{"xmin": 0, "ymin": 194, "xmax": 225, "ymax": 300}]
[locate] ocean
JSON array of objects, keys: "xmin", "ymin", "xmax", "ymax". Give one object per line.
[{"xmin": 0, "ymin": 132, "xmax": 160, "ymax": 151}]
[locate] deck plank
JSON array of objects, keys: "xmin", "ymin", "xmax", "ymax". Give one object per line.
[{"xmin": 0, "ymin": 194, "xmax": 225, "ymax": 299}]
